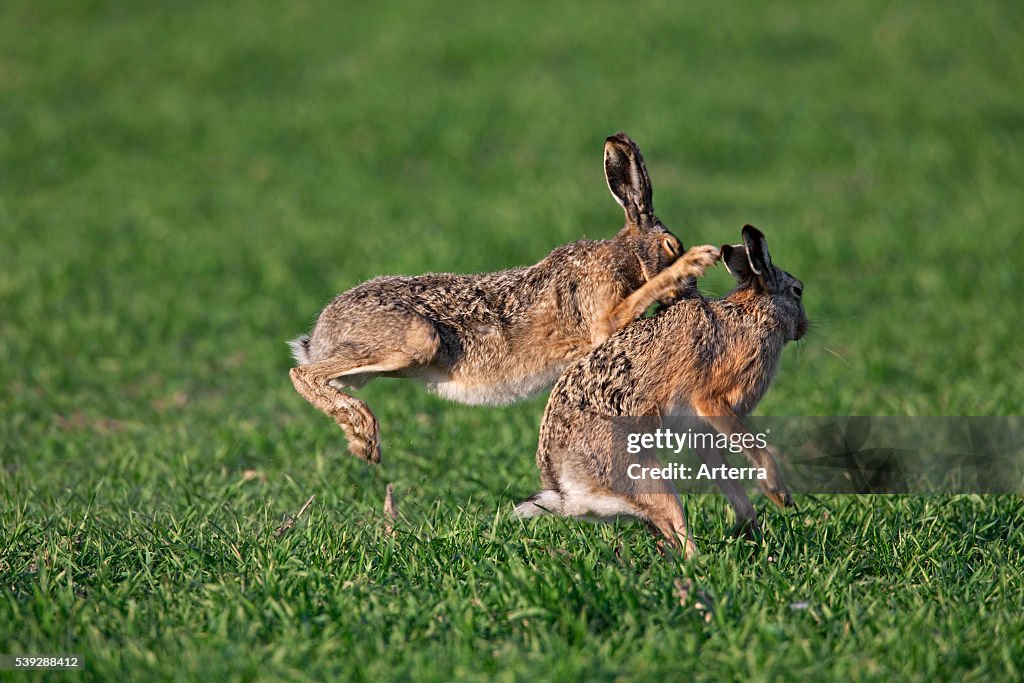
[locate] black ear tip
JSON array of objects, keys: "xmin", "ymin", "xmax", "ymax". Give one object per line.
[
  {"xmin": 741, "ymin": 224, "xmax": 763, "ymax": 239},
  {"xmin": 720, "ymin": 244, "xmax": 733, "ymax": 258}
]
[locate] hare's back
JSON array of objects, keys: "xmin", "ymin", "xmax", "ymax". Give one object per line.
[{"xmin": 547, "ymin": 297, "xmax": 714, "ymax": 417}]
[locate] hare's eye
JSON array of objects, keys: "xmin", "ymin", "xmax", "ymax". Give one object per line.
[
  {"xmin": 662, "ymin": 237, "xmax": 681, "ymax": 258},
  {"xmin": 790, "ymin": 285, "xmax": 803, "ymax": 298}
]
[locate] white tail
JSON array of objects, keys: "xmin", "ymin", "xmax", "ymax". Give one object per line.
[{"xmin": 288, "ymin": 335, "xmax": 312, "ymax": 365}]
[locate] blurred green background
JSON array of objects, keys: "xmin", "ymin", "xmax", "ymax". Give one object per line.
[{"xmin": 1, "ymin": 1, "xmax": 1022, "ymax": 680}]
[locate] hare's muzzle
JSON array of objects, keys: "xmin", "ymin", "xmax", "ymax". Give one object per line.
[{"xmin": 795, "ymin": 318, "xmax": 809, "ymax": 340}]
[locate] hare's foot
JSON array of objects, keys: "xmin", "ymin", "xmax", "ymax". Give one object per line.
[
  {"xmin": 762, "ymin": 485, "xmax": 794, "ymax": 509},
  {"xmin": 694, "ymin": 405, "xmax": 794, "ymax": 510},
  {"xmin": 641, "ymin": 507, "xmax": 698, "ymax": 560},
  {"xmin": 331, "ymin": 392, "xmax": 382, "ymax": 464},
  {"xmin": 600, "ymin": 244, "xmax": 721, "ymax": 339},
  {"xmin": 289, "ymin": 364, "xmax": 384, "ymax": 464},
  {"xmin": 647, "ymin": 243, "xmax": 720, "ymax": 294},
  {"xmin": 759, "ymin": 445, "xmax": 794, "ymax": 508},
  {"xmin": 756, "ymin": 448, "xmax": 793, "ymax": 508},
  {"xmin": 514, "ymin": 489, "xmax": 564, "ymax": 518},
  {"xmin": 288, "ymin": 314, "xmax": 441, "ymax": 465},
  {"xmin": 692, "ymin": 444, "xmax": 759, "ymax": 528},
  {"xmin": 671, "ymin": 244, "xmax": 721, "ymax": 279},
  {"xmin": 731, "ymin": 517, "xmax": 763, "ymax": 541},
  {"xmin": 630, "ymin": 480, "xmax": 698, "ymax": 561}
]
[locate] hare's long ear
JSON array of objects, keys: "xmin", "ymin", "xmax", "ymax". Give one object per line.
[
  {"xmin": 721, "ymin": 244, "xmax": 754, "ymax": 282},
  {"xmin": 741, "ymin": 225, "xmax": 773, "ymax": 278},
  {"xmin": 604, "ymin": 132, "xmax": 654, "ymax": 231}
]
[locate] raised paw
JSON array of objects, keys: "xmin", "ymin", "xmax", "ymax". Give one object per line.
[
  {"xmin": 678, "ymin": 244, "xmax": 721, "ymax": 277},
  {"xmin": 346, "ymin": 430, "xmax": 382, "ymax": 464},
  {"xmin": 336, "ymin": 406, "xmax": 382, "ymax": 464}
]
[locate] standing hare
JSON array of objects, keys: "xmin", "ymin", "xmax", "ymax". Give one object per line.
[
  {"xmin": 516, "ymin": 226, "xmax": 807, "ymax": 558},
  {"xmin": 289, "ymin": 133, "xmax": 721, "ymax": 463}
]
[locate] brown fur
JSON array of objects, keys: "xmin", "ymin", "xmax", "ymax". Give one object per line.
[
  {"xmin": 518, "ymin": 226, "xmax": 807, "ymax": 559},
  {"xmin": 289, "ymin": 133, "xmax": 716, "ymax": 463}
]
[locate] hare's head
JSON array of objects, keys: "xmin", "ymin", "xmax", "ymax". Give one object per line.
[
  {"xmin": 604, "ymin": 133, "xmax": 683, "ymax": 282},
  {"xmin": 721, "ymin": 225, "xmax": 808, "ymax": 341}
]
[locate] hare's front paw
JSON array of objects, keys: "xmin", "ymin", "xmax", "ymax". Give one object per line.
[
  {"xmin": 680, "ymin": 244, "xmax": 721, "ymax": 276},
  {"xmin": 764, "ymin": 485, "xmax": 794, "ymax": 509},
  {"xmin": 761, "ymin": 445, "xmax": 793, "ymax": 508}
]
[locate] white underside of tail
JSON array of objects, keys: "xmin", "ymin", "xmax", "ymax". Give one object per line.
[{"xmin": 288, "ymin": 335, "xmax": 312, "ymax": 365}]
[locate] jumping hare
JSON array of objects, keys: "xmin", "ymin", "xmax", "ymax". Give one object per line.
[
  {"xmin": 289, "ymin": 133, "xmax": 721, "ymax": 463},
  {"xmin": 516, "ymin": 226, "xmax": 807, "ymax": 559}
]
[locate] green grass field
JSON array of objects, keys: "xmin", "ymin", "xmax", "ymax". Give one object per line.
[{"xmin": 2, "ymin": 0, "xmax": 1023, "ymax": 680}]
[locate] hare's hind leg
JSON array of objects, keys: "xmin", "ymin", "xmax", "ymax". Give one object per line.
[
  {"xmin": 290, "ymin": 314, "xmax": 441, "ymax": 464},
  {"xmin": 290, "ymin": 361, "xmax": 383, "ymax": 463},
  {"xmin": 514, "ymin": 490, "xmax": 564, "ymax": 518},
  {"xmin": 629, "ymin": 478, "xmax": 698, "ymax": 560},
  {"xmin": 515, "ymin": 475, "xmax": 696, "ymax": 559}
]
